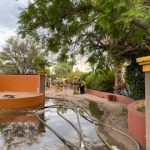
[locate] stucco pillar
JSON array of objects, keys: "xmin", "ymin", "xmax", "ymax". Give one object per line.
[
  {"xmin": 145, "ymin": 73, "xmax": 150, "ymax": 150},
  {"xmin": 40, "ymin": 75, "xmax": 45, "ymax": 93},
  {"xmin": 137, "ymin": 56, "xmax": 150, "ymax": 150}
]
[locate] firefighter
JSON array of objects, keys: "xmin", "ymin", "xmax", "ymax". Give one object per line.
[
  {"xmin": 80, "ymin": 80, "xmax": 86, "ymax": 94},
  {"xmin": 59, "ymin": 79, "xmax": 64, "ymax": 91},
  {"xmin": 64, "ymin": 79, "xmax": 68, "ymax": 90},
  {"xmin": 73, "ymin": 76, "xmax": 78, "ymax": 94},
  {"xmin": 77, "ymin": 77, "xmax": 81, "ymax": 94}
]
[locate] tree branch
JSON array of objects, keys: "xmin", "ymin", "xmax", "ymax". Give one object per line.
[
  {"xmin": 117, "ymin": 46, "xmax": 150, "ymax": 55},
  {"xmin": 132, "ymin": 18, "xmax": 150, "ymax": 31}
]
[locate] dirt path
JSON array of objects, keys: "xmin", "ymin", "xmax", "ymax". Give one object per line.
[{"xmin": 45, "ymin": 88, "xmax": 140, "ymax": 150}]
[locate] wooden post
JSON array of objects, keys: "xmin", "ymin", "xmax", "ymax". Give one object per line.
[
  {"xmin": 39, "ymin": 69, "xmax": 45, "ymax": 93},
  {"xmin": 137, "ymin": 56, "xmax": 150, "ymax": 150}
]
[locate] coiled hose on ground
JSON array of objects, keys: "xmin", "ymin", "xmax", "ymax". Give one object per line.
[{"xmin": 35, "ymin": 96, "xmax": 140, "ymax": 150}]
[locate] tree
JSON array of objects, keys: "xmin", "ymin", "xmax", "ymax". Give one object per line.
[
  {"xmin": 52, "ymin": 61, "xmax": 73, "ymax": 78},
  {"xmin": 0, "ymin": 36, "xmax": 47, "ymax": 74},
  {"xmin": 18, "ymin": 0, "xmax": 150, "ymax": 93},
  {"xmin": 18, "ymin": 0, "xmax": 150, "ymax": 57}
]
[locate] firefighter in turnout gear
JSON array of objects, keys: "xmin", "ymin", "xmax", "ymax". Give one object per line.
[{"xmin": 73, "ymin": 76, "xmax": 78, "ymax": 94}]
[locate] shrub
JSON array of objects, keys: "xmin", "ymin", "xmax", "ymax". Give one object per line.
[
  {"xmin": 85, "ymin": 72, "xmax": 101, "ymax": 90},
  {"xmin": 98, "ymin": 71, "xmax": 115, "ymax": 92},
  {"xmin": 67, "ymin": 70, "xmax": 115, "ymax": 93},
  {"xmin": 125, "ymin": 58, "xmax": 145, "ymax": 99},
  {"xmin": 85, "ymin": 70, "xmax": 115, "ymax": 92},
  {"xmin": 67, "ymin": 71, "xmax": 89, "ymax": 84}
]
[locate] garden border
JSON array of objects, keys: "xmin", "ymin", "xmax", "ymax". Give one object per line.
[{"xmin": 86, "ymin": 89, "xmax": 146, "ymax": 149}]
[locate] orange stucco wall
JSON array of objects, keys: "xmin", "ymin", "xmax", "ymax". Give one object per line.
[
  {"xmin": 86, "ymin": 89, "xmax": 134, "ymax": 104},
  {"xmin": 0, "ymin": 75, "xmax": 40, "ymax": 92},
  {"xmin": 128, "ymin": 100, "xmax": 146, "ymax": 149}
]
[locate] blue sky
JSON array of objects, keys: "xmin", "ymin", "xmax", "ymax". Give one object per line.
[{"xmin": 0, "ymin": 0, "xmax": 28, "ymax": 49}]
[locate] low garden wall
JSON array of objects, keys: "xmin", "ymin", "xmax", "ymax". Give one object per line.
[
  {"xmin": 128, "ymin": 100, "xmax": 146, "ymax": 149},
  {"xmin": 0, "ymin": 75, "xmax": 40, "ymax": 92},
  {"xmin": 0, "ymin": 93, "xmax": 44, "ymax": 109},
  {"xmin": 86, "ymin": 89, "xmax": 146, "ymax": 149},
  {"xmin": 86, "ymin": 89, "xmax": 134, "ymax": 104},
  {"xmin": 0, "ymin": 75, "xmax": 44, "ymax": 109}
]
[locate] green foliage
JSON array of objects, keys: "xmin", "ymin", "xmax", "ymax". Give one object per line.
[
  {"xmin": 85, "ymin": 70, "xmax": 115, "ymax": 92},
  {"xmin": 56, "ymin": 60, "xmax": 115, "ymax": 93},
  {"xmin": 125, "ymin": 57, "xmax": 145, "ymax": 99},
  {"xmin": 18, "ymin": 0, "xmax": 150, "ymax": 95},
  {"xmin": 85, "ymin": 72, "xmax": 99, "ymax": 89},
  {"xmin": 53, "ymin": 61, "xmax": 73, "ymax": 78},
  {"xmin": 98, "ymin": 71, "xmax": 115, "ymax": 92},
  {"xmin": 18, "ymin": 0, "xmax": 150, "ymax": 63},
  {"xmin": 0, "ymin": 36, "xmax": 51, "ymax": 75},
  {"xmin": 67, "ymin": 71, "xmax": 89, "ymax": 84},
  {"xmin": 35, "ymin": 57, "xmax": 46, "ymax": 70}
]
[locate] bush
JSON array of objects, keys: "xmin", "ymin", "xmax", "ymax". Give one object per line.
[
  {"xmin": 85, "ymin": 72, "xmax": 101, "ymax": 90},
  {"xmin": 67, "ymin": 71, "xmax": 89, "ymax": 84},
  {"xmin": 125, "ymin": 58, "xmax": 145, "ymax": 99},
  {"xmin": 85, "ymin": 70, "xmax": 115, "ymax": 92},
  {"xmin": 67, "ymin": 70, "xmax": 115, "ymax": 92},
  {"xmin": 98, "ymin": 71, "xmax": 115, "ymax": 92}
]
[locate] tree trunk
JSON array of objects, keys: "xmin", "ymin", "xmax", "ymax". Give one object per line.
[{"xmin": 114, "ymin": 65, "xmax": 123, "ymax": 94}]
